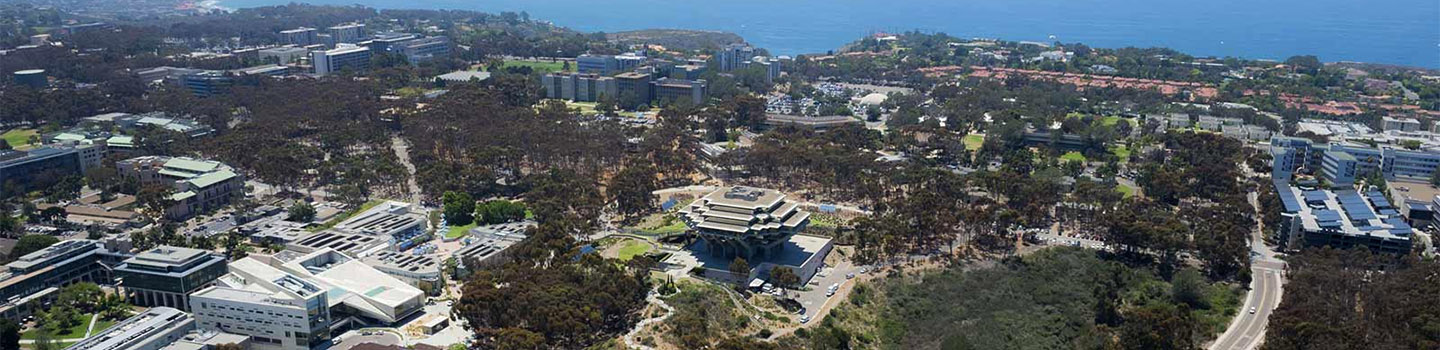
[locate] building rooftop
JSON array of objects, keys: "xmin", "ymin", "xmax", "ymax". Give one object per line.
[
  {"xmin": 435, "ymin": 70, "xmax": 491, "ymax": 83},
  {"xmin": 1277, "ymin": 181, "xmax": 1412, "ymax": 241},
  {"xmin": 66, "ymin": 307, "xmax": 194, "ymax": 350},
  {"xmin": 6, "ymin": 239, "xmax": 102, "ymax": 272}
]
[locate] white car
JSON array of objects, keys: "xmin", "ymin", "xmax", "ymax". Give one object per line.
[
  {"xmin": 799, "ymin": 315, "xmax": 811, "ymax": 323},
  {"xmin": 1249, "ymin": 307, "xmax": 1257, "ymax": 314}
]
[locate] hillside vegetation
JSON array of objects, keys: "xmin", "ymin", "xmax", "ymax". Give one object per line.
[{"xmin": 796, "ymin": 247, "xmax": 1240, "ymax": 350}]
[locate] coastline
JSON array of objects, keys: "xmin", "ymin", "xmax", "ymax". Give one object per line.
[{"xmin": 200, "ymin": 0, "xmax": 1438, "ymax": 69}]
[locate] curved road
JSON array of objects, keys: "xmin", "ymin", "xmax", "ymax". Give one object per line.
[{"xmin": 1210, "ymin": 192, "xmax": 1287, "ymax": 350}]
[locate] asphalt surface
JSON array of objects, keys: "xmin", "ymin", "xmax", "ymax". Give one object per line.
[{"xmin": 1209, "ymin": 191, "xmax": 1287, "ymax": 350}]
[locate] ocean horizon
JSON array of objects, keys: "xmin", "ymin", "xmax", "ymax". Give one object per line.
[{"xmin": 219, "ymin": 0, "xmax": 1440, "ymax": 68}]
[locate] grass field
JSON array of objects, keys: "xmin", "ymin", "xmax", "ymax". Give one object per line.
[
  {"xmin": 1116, "ymin": 184, "xmax": 1136, "ymax": 198},
  {"xmin": 566, "ymin": 101, "xmax": 599, "ymax": 114},
  {"xmin": 963, "ymin": 134, "xmax": 985, "ymax": 151},
  {"xmin": 22, "ymin": 314, "xmax": 96, "ymax": 340},
  {"xmin": 2, "ymin": 128, "xmax": 37, "ymax": 149},
  {"xmin": 633, "ymin": 213, "xmax": 688, "ymax": 236},
  {"xmin": 1060, "ymin": 151, "xmax": 1087, "ymax": 162},
  {"xmin": 503, "ymin": 60, "xmax": 569, "ymax": 73},
  {"xmin": 1110, "ymin": 144, "xmax": 1132, "ymax": 160},
  {"xmin": 92, "ymin": 319, "xmax": 115, "ymax": 333},
  {"xmin": 616, "ymin": 240, "xmax": 653, "ymax": 261},
  {"xmin": 445, "ymin": 222, "xmax": 477, "ymax": 239}
]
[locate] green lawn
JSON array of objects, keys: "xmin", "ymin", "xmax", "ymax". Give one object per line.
[
  {"xmin": 310, "ymin": 199, "xmax": 386, "ymax": 232},
  {"xmin": 565, "ymin": 100, "xmax": 599, "ymax": 114},
  {"xmin": 445, "ymin": 222, "xmax": 477, "ymax": 239},
  {"xmin": 616, "ymin": 240, "xmax": 653, "ymax": 261},
  {"xmin": 23, "ymin": 314, "xmax": 96, "ymax": 340},
  {"xmin": 1060, "ymin": 151, "xmax": 1087, "ymax": 162},
  {"xmin": 503, "ymin": 60, "xmax": 569, "ymax": 73},
  {"xmin": 1109, "ymin": 144, "xmax": 1132, "ymax": 160},
  {"xmin": 1116, "ymin": 184, "xmax": 1136, "ymax": 198},
  {"xmin": 633, "ymin": 214, "xmax": 688, "ymax": 236},
  {"xmin": 92, "ymin": 319, "xmax": 115, "ymax": 333},
  {"xmin": 2, "ymin": 128, "xmax": 37, "ymax": 149},
  {"xmin": 963, "ymin": 134, "xmax": 985, "ymax": 151}
]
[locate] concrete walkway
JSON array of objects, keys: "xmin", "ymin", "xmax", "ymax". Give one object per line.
[
  {"xmin": 390, "ymin": 135, "xmax": 422, "ymax": 204},
  {"xmin": 622, "ymin": 291, "xmax": 675, "ymax": 350}
]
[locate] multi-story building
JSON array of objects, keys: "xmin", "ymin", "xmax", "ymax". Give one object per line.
[
  {"xmin": 1383, "ymin": 116, "xmax": 1422, "ymax": 132},
  {"xmin": 117, "ymin": 156, "xmax": 244, "ymax": 220},
  {"xmin": 182, "ymin": 71, "xmax": 233, "ymax": 97},
  {"xmin": 680, "ymin": 187, "xmax": 810, "ymax": 258},
  {"xmin": 576, "ymin": 53, "xmax": 646, "ymax": 75},
  {"xmin": 279, "ymin": 27, "xmax": 319, "ymax": 47},
  {"xmin": 365, "ymin": 32, "xmax": 420, "ymax": 51},
  {"xmin": 0, "ymin": 146, "xmax": 83, "ymax": 196},
  {"xmin": 0, "ymin": 240, "xmax": 129, "ymax": 321},
  {"xmin": 115, "ymin": 246, "xmax": 227, "ymax": 311},
  {"xmin": 220, "ymin": 249, "xmax": 425, "ymax": 327},
  {"xmin": 717, "ymin": 44, "xmax": 756, "ymax": 72},
  {"xmin": 1273, "ymin": 180, "xmax": 1413, "ymax": 254},
  {"xmin": 259, "ymin": 47, "xmax": 310, "ymax": 64},
  {"xmin": 13, "ymin": 69, "xmax": 46, "ymax": 88},
  {"xmin": 668, "ymin": 63, "xmax": 707, "ymax": 80},
  {"xmin": 746, "ymin": 56, "xmax": 782, "ymax": 84},
  {"xmin": 540, "ymin": 72, "xmax": 617, "ymax": 102},
  {"xmin": 327, "ymin": 23, "xmax": 366, "ymax": 45},
  {"xmin": 614, "ymin": 72, "xmax": 653, "ymax": 107},
  {"xmin": 190, "ymin": 263, "xmax": 332, "ymax": 350},
  {"xmin": 312, "ymin": 44, "xmax": 371, "ymax": 75},
  {"xmin": 650, "ymin": 78, "xmax": 706, "ymax": 105},
  {"xmin": 1272, "ymin": 136, "xmax": 1440, "ymax": 187},
  {"xmin": 67, "ymin": 307, "xmax": 197, "ymax": 350},
  {"xmin": 390, "ymin": 36, "xmax": 450, "ymax": 64}
]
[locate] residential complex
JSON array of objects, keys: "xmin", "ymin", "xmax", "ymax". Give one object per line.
[
  {"xmin": 1273, "ymin": 180, "xmax": 1415, "ymax": 254},
  {"xmin": 115, "ymin": 246, "xmax": 228, "ymax": 311},
  {"xmin": 312, "ymin": 44, "xmax": 372, "ymax": 75},
  {"xmin": 117, "ymin": 156, "xmax": 245, "ymax": 220},
  {"xmin": 68, "ymin": 307, "xmax": 198, "ymax": 350}
]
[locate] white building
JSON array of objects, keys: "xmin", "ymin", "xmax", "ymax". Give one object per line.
[
  {"xmin": 190, "ymin": 261, "xmax": 332, "ymax": 350},
  {"xmin": 312, "ymin": 45, "xmax": 371, "ymax": 76},
  {"xmin": 1383, "ymin": 116, "xmax": 1423, "ymax": 132}
]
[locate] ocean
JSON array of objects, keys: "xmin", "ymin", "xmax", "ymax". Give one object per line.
[{"xmin": 220, "ymin": 0, "xmax": 1440, "ymax": 68}]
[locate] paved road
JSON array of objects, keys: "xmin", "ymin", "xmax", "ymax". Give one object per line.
[{"xmin": 1209, "ymin": 192, "xmax": 1287, "ymax": 350}]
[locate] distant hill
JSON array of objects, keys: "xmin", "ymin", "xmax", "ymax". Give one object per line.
[{"xmin": 606, "ymin": 29, "xmax": 744, "ymax": 51}]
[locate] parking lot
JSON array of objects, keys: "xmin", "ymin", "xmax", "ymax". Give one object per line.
[{"xmin": 787, "ymin": 260, "xmax": 861, "ymax": 324}]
